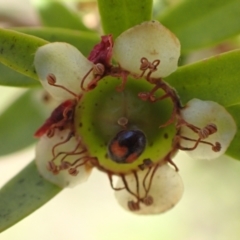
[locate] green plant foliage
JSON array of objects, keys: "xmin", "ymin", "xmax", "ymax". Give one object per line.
[
  {"xmin": 0, "ymin": 29, "xmax": 48, "ymax": 81},
  {"xmin": 0, "ymin": 63, "xmax": 39, "ymax": 87},
  {"xmin": 165, "ymin": 49, "xmax": 240, "ymax": 107},
  {"xmin": 159, "ymin": 0, "xmax": 240, "ymax": 53},
  {"xmin": 0, "ymin": 89, "xmax": 48, "ymax": 156},
  {"xmin": 225, "ymin": 105, "xmax": 240, "ymax": 160},
  {"xmin": 14, "ymin": 27, "xmax": 98, "ymax": 56},
  {"xmin": 0, "ymin": 161, "xmax": 61, "ymax": 233},
  {"xmin": 98, "ymin": 0, "xmax": 153, "ymax": 38},
  {"xmin": 36, "ymin": 1, "xmax": 89, "ymax": 31},
  {"xmin": 0, "ymin": 28, "xmax": 99, "ymax": 88}
]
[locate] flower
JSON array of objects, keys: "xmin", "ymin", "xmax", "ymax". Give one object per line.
[
  {"xmin": 33, "ymin": 20, "xmax": 236, "ymax": 215},
  {"xmin": 178, "ymin": 98, "xmax": 237, "ymax": 160}
]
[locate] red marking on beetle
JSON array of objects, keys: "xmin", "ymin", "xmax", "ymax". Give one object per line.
[
  {"xmin": 125, "ymin": 152, "xmax": 139, "ymax": 163},
  {"xmin": 34, "ymin": 99, "xmax": 76, "ymax": 138},
  {"xmin": 109, "ymin": 140, "xmax": 128, "ymax": 158}
]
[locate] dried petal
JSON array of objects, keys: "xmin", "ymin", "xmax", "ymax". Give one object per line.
[
  {"xmin": 35, "ymin": 129, "xmax": 92, "ymax": 188},
  {"xmin": 180, "ymin": 99, "xmax": 237, "ymax": 159},
  {"xmin": 34, "ymin": 42, "xmax": 95, "ymax": 101},
  {"xmin": 113, "ymin": 21, "xmax": 180, "ymax": 78},
  {"xmin": 115, "ymin": 164, "xmax": 183, "ymax": 214}
]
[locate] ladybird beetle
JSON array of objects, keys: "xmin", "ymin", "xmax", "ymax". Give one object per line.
[{"xmin": 108, "ymin": 130, "xmax": 146, "ymax": 163}]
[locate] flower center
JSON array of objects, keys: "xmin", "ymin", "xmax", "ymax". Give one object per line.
[{"xmin": 74, "ymin": 76, "xmax": 177, "ymax": 174}]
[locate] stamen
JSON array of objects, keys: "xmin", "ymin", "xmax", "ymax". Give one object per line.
[
  {"xmin": 138, "ymin": 79, "xmax": 180, "ymax": 128},
  {"xmin": 81, "ymin": 63, "xmax": 105, "ymax": 91},
  {"xmin": 107, "ymin": 173, "xmax": 125, "ymax": 191},
  {"xmin": 46, "ymin": 131, "xmax": 93, "ymax": 176},
  {"xmin": 68, "ymin": 157, "xmax": 89, "ymax": 176},
  {"xmin": 68, "ymin": 168, "xmax": 79, "ymax": 176},
  {"xmin": 142, "ymin": 167, "xmax": 152, "ymax": 192},
  {"xmin": 47, "ymin": 73, "xmax": 78, "ymax": 98},
  {"xmin": 133, "ymin": 171, "xmax": 140, "ymax": 198},
  {"xmin": 142, "ymin": 195, "xmax": 153, "ymax": 206},
  {"xmin": 120, "ymin": 174, "xmax": 139, "ymax": 200},
  {"xmin": 166, "ymin": 157, "xmax": 179, "ymax": 172},
  {"xmin": 128, "ymin": 201, "xmax": 140, "ymax": 211},
  {"xmin": 108, "ymin": 66, "xmax": 130, "ymax": 92},
  {"xmin": 176, "ymin": 135, "xmax": 221, "ymax": 152},
  {"xmin": 51, "ymin": 131, "xmax": 74, "ymax": 157},
  {"xmin": 143, "ymin": 164, "xmax": 159, "ymax": 198},
  {"xmin": 115, "ymin": 70, "xmax": 129, "ymax": 92},
  {"xmin": 198, "ymin": 123, "xmax": 217, "ymax": 139},
  {"xmin": 47, "ymin": 161, "xmax": 59, "ymax": 175},
  {"xmin": 139, "ymin": 57, "xmax": 160, "ymax": 79},
  {"xmin": 213, "ymin": 142, "xmax": 221, "ymax": 152},
  {"xmin": 138, "ymin": 158, "xmax": 153, "ymax": 170}
]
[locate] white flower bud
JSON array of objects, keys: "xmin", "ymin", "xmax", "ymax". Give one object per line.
[
  {"xmin": 35, "ymin": 129, "xmax": 92, "ymax": 188},
  {"xmin": 113, "ymin": 21, "xmax": 180, "ymax": 78},
  {"xmin": 180, "ymin": 99, "xmax": 237, "ymax": 160},
  {"xmin": 34, "ymin": 42, "xmax": 95, "ymax": 101},
  {"xmin": 114, "ymin": 164, "xmax": 183, "ymax": 214}
]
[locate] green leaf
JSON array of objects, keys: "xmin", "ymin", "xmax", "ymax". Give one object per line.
[
  {"xmin": 0, "ymin": 161, "xmax": 61, "ymax": 233},
  {"xmin": 98, "ymin": 0, "xmax": 153, "ymax": 38},
  {"xmin": 225, "ymin": 104, "xmax": 240, "ymax": 160},
  {"xmin": 159, "ymin": 0, "xmax": 240, "ymax": 53},
  {"xmin": 0, "ymin": 27, "xmax": 99, "ymax": 88},
  {"xmin": 0, "ymin": 89, "xmax": 47, "ymax": 156},
  {"xmin": 166, "ymin": 49, "xmax": 240, "ymax": 107},
  {"xmin": 0, "ymin": 63, "xmax": 40, "ymax": 87},
  {"xmin": 13, "ymin": 27, "xmax": 99, "ymax": 57},
  {"xmin": 0, "ymin": 28, "xmax": 48, "ymax": 80},
  {"xmin": 35, "ymin": 1, "xmax": 89, "ymax": 31}
]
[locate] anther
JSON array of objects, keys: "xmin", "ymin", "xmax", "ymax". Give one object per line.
[
  {"xmin": 69, "ymin": 168, "xmax": 79, "ymax": 176},
  {"xmin": 48, "ymin": 161, "xmax": 59, "ymax": 174},
  {"xmin": 46, "ymin": 73, "xmax": 56, "ymax": 84},
  {"xmin": 46, "ymin": 73, "xmax": 78, "ymax": 98},
  {"xmin": 212, "ymin": 142, "xmax": 221, "ymax": 152},
  {"xmin": 198, "ymin": 123, "xmax": 217, "ymax": 139},
  {"xmin": 139, "ymin": 57, "xmax": 160, "ymax": 79},
  {"xmin": 81, "ymin": 63, "xmax": 105, "ymax": 91},
  {"xmin": 128, "ymin": 201, "xmax": 140, "ymax": 211},
  {"xmin": 142, "ymin": 195, "xmax": 153, "ymax": 206},
  {"xmin": 60, "ymin": 161, "xmax": 71, "ymax": 170}
]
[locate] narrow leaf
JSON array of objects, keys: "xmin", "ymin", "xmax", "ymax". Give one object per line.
[
  {"xmin": 166, "ymin": 49, "xmax": 240, "ymax": 107},
  {"xmin": 14, "ymin": 27, "xmax": 99, "ymax": 56},
  {"xmin": 0, "ymin": 89, "xmax": 47, "ymax": 156},
  {"xmin": 0, "ymin": 28, "xmax": 48, "ymax": 80},
  {"xmin": 1, "ymin": 28, "xmax": 99, "ymax": 88},
  {"xmin": 35, "ymin": 1, "xmax": 89, "ymax": 31},
  {"xmin": 225, "ymin": 105, "xmax": 240, "ymax": 160},
  {"xmin": 0, "ymin": 161, "xmax": 61, "ymax": 233},
  {"xmin": 159, "ymin": 0, "xmax": 240, "ymax": 53},
  {"xmin": 0, "ymin": 63, "xmax": 40, "ymax": 87},
  {"xmin": 98, "ymin": 0, "xmax": 153, "ymax": 38}
]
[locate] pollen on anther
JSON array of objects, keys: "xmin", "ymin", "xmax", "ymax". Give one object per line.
[{"xmin": 47, "ymin": 73, "xmax": 57, "ymax": 85}]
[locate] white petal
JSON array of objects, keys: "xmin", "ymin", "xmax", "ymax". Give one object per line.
[
  {"xmin": 113, "ymin": 21, "xmax": 180, "ymax": 78},
  {"xmin": 35, "ymin": 129, "xmax": 92, "ymax": 188},
  {"xmin": 115, "ymin": 164, "xmax": 184, "ymax": 214},
  {"xmin": 180, "ymin": 99, "xmax": 237, "ymax": 160},
  {"xmin": 34, "ymin": 42, "xmax": 95, "ymax": 101}
]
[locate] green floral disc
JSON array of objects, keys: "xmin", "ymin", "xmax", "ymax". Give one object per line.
[{"xmin": 74, "ymin": 76, "xmax": 176, "ymax": 174}]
